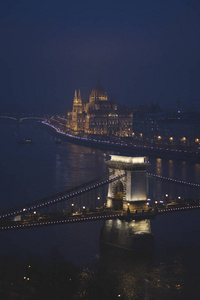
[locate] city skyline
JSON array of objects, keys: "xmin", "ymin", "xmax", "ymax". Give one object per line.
[
  {"xmin": 1, "ymin": 0, "xmax": 200, "ymax": 114},
  {"xmin": 1, "ymin": 1, "xmax": 200, "ymax": 293}
]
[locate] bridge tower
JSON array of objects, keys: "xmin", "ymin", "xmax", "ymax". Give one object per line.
[{"xmin": 105, "ymin": 155, "xmax": 149, "ymax": 212}]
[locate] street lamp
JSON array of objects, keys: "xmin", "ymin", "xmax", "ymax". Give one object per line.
[
  {"xmin": 164, "ymin": 194, "xmax": 169, "ymax": 204},
  {"xmin": 181, "ymin": 137, "xmax": 186, "ymax": 142}
]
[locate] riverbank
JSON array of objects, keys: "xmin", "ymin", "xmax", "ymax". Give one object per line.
[{"xmin": 41, "ymin": 121, "xmax": 200, "ymax": 162}]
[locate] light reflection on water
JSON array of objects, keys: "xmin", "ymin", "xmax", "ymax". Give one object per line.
[
  {"xmin": 1, "ymin": 120, "xmax": 200, "ymax": 298},
  {"xmin": 195, "ymin": 163, "xmax": 200, "ymax": 183},
  {"xmin": 181, "ymin": 161, "xmax": 187, "ymax": 181},
  {"xmin": 156, "ymin": 158, "xmax": 162, "ymax": 176},
  {"xmin": 168, "ymin": 159, "xmax": 174, "ymax": 178},
  {"xmin": 100, "ymin": 219, "xmax": 153, "ymax": 252},
  {"xmin": 147, "ymin": 155, "xmax": 200, "ymax": 202}
]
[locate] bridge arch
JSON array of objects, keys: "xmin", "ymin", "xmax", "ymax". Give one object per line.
[
  {"xmin": 0, "ymin": 116, "xmax": 46, "ymax": 123},
  {"xmin": 106, "ymin": 155, "xmax": 149, "ymax": 212},
  {"xmin": 112, "ymin": 180, "xmax": 124, "ymax": 210},
  {"xmin": 113, "ymin": 180, "xmax": 124, "ymax": 199}
]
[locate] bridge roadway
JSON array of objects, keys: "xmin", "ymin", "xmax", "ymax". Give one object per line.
[
  {"xmin": 158, "ymin": 204, "xmax": 200, "ymax": 214},
  {"xmin": 0, "ymin": 171, "xmax": 125, "ymax": 220},
  {"xmin": 0, "ymin": 210, "xmax": 124, "ymax": 231},
  {"xmin": 1, "ymin": 203, "xmax": 200, "ymax": 231}
]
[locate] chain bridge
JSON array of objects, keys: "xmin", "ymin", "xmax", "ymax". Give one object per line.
[{"xmin": 0, "ymin": 155, "xmax": 200, "ymax": 231}]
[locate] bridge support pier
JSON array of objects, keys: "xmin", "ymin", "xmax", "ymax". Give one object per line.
[{"xmin": 105, "ymin": 155, "xmax": 149, "ymax": 213}]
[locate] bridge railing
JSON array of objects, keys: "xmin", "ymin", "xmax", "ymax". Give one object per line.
[
  {"xmin": 0, "ymin": 171, "xmax": 124, "ymax": 219},
  {"xmin": 147, "ymin": 173, "xmax": 200, "ymax": 188}
]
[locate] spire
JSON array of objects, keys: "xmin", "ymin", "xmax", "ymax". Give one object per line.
[
  {"xmin": 78, "ymin": 89, "xmax": 81, "ymax": 99},
  {"xmin": 72, "ymin": 89, "xmax": 83, "ymax": 114},
  {"xmin": 74, "ymin": 90, "xmax": 77, "ymax": 99}
]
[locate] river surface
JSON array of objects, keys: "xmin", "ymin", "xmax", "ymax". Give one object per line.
[{"xmin": 1, "ymin": 119, "xmax": 200, "ymax": 299}]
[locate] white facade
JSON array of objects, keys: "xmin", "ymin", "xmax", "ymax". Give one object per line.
[{"xmin": 106, "ymin": 155, "xmax": 149, "ymax": 210}]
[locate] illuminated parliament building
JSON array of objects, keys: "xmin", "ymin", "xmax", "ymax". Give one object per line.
[{"xmin": 66, "ymin": 83, "xmax": 133, "ymax": 137}]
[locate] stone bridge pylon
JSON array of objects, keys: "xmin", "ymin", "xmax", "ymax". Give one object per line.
[{"xmin": 105, "ymin": 155, "xmax": 149, "ymax": 213}]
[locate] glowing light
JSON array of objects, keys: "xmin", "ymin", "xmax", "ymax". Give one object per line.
[
  {"xmin": 169, "ymin": 137, "xmax": 173, "ymax": 141},
  {"xmin": 181, "ymin": 137, "xmax": 186, "ymax": 142},
  {"xmin": 157, "ymin": 136, "xmax": 162, "ymax": 140},
  {"xmin": 110, "ymin": 155, "xmax": 146, "ymax": 164}
]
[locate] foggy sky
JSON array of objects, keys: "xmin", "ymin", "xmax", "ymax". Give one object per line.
[{"xmin": 1, "ymin": 0, "xmax": 200, "ymax": 114}]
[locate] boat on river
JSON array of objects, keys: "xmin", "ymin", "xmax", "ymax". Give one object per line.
[{"xmin": 18, "ymin": 138, "xmax": 32, "ymax": 144}]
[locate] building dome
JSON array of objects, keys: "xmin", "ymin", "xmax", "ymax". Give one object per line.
[
  {"xmin": 90, "ymin": 83, "xmax": 106, "ymax": 97},
  {"xmin": 89, "ymin": 82, "xmax": 108, "ymax": 102}
]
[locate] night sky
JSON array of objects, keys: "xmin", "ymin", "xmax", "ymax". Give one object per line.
[{"xmin": 1, "ymin": 0, "xmax": 200, "ymax": 114}]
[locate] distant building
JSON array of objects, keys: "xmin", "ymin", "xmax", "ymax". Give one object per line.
[
  {"xmin": 67, "ymin": 83, "xmax": 133, "ymax": 136},
  {"xmin": 131, "ymin": 109, "xmax": 200, "ymax": 146}
]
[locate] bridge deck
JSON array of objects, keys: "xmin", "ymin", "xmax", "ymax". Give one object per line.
[
  {"xmin": 0, "ymin": 171, "xmax": 125, "ymax": 220},
  {"xmin": 0, "ymin": 209, "xmax": 157, "ymax": 231}
]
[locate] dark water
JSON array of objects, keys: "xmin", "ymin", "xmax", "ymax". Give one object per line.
[{"xmin": 1, "ymin": 119, "xmax": 200, "ymax": 299}]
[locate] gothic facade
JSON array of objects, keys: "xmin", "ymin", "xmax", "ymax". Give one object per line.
[{"xmin": 67, "ymin": 83, "xmax": 133, "ymax": 137}]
